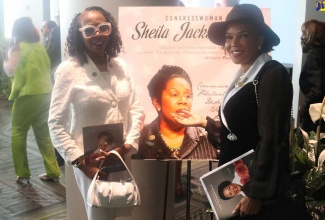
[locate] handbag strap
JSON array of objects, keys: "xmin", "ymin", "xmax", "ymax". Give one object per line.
[
  {"xmin": 252, "ymin": 60, "xmax": 296, "ymax": 173},
  {"xmin": 253, "ymin": 60, "xmax": 293, "ymax": 117},
  {"xmin": 98, "ymin": 150, "xmax": 136, "ymax": 182},
  {"xmin": 253, "ymin": 60, "xmax": 281, "ymax": 106}
]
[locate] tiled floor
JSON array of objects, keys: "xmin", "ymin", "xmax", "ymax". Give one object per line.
[{"xmin": 0, "ymin": 97, "xmax": 66, "ymax": 220}]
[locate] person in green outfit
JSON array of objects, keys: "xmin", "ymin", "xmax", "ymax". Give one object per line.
[{"xmin": 2, "ymin": 17, "xmax": 60, "ymax": 184}]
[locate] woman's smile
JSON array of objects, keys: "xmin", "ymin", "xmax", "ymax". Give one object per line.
[{"xmin": 225, "ymin": 22, "xmax": 262, "ymax": 72}]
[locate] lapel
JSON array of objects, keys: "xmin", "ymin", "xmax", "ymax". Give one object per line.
[{"xmin": 178, "ymin": 127, "xmax": 198, "ymax": 159}]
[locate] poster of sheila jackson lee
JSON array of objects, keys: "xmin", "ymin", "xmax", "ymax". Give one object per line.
[{"xmin": 119, "ymin": 7, "xmax": 270, "ymax": 160}]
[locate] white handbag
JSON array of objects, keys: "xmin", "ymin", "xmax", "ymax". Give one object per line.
[{"xmin": 87, "ymin": 150, "xmax": 141, "ymax": 208}]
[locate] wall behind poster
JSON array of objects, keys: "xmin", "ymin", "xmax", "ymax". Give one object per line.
[{"xmin": 119, "ymin": 7, "xmax": 270, "ymax": 124}]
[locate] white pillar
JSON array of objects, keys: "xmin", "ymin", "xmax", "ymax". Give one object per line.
[{"xmin": 49, "ymin": 0, "xmax": 60, "ymax": 25}]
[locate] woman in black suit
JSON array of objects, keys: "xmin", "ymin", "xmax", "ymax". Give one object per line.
[
  {"xmin": 299, "ymin": 19, "xmax": 325, "ymax": 132},
  {"xmin": 172, "ymin": 4, "xmax": 305, "ymax": 219}
]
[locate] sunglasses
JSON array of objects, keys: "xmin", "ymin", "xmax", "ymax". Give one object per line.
[{"xmin": 79, "ymin": 22, "xmax": 112, "ymax": 38}]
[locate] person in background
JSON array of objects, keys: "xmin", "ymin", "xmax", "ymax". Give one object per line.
[
  {"xmin": 41, "ymin": 20, "xmax": 57, "ymax": 48},
  {"xmin": 299, "ymin": 19, "xmax": 325, "ymax": 133},
  {"xmin": 133, "ymin": 65, "xmax": 217, "ymax": 200},
  {"xmin": 48, "ymin": 6, "xmax": 143, "ymax": 220},
  {"xmin": 46, "ymin": 25, "xmax": 62, "ymax": 84},
  {"xmin": 2, "ymin": 17, "xmax": 60, "ymax": 184},
  {"xmin": 172, "ymin": 4, "xmax": 306, "ymax": 219},
  {"xmin": 42, "ymin": 19, "xmax": 64, "ymax": 165}
]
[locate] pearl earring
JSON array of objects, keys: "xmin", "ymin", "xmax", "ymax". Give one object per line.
[
  {"xmin": 157, "ymin": 107, "xmax": 161, "ymax": 111},
  {"xmin": 258, "ymin": 45, "xmax": 261, "ymax": 50}
]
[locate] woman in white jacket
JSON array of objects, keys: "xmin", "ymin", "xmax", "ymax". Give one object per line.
[{"xmin": 48, "ymin": 6, "xmax": 143, "ymax": 220}]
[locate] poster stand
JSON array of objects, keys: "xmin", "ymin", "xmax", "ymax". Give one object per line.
[
  {"xmin": 186, "ymin": 161, "xmax": 215, "ymax": 220},
  {"xmin": 186, "ymin": 161, "xmax": 191, "ymax": 219},
  {"xmin": 162, "ymin": 160, "xmax": 216, "ymax": 220},
  {"xmin": 209, "ymin": 161, "xmax": 214, "ymax": 220},
  {"xmin": 163, "ymin": 161, "xmax": 170, "ymax": 220}
]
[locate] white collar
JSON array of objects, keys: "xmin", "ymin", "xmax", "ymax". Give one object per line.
[
  {"xmin": 220, "ymin": 53, "xmax": 272, "ymax": 133},
  {"xmin": 225, "ymin": 53, "xmax": 271, "ymax": 94}
]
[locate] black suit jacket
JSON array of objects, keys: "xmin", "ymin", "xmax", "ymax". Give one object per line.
[{"xmin": 207, "ymin": 61, "xmax": 292, "ymax": 200}]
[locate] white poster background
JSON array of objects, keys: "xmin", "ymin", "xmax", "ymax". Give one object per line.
[{"xmin": 119, "ymin": 7, "xmax": 271, "ymax": 124}]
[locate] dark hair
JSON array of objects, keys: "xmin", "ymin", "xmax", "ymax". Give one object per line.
[
  {"xmin": 301, "ymin": 19, "xmax": 325, "ymax": 49},
  {"xmin": 147, "ymin": 65, "xmax": 192, "ymax": 104},
  {"xmin": 11, "ymin": 17, "xmax": 39, "ymax": 45},
  {"xmin": 218, "ymin": 180, "xmax": 232, "ymax": 200},
  {"xmin": 65, "ymin": 6, "xmax": 123, "ymax": 66},
  {"xmin": 44, "ymin": 20, "xmax": 58, "ymax": 29},
  {"xmin": 98, "ymin": 131, "xmax": 114, "ymax": 143}
]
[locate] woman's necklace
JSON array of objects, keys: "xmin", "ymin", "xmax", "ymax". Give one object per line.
[
  {"xmin": 94, "ymin": 56, "xmax": 107, "ymax": 69},
  {"xmin": 158, "ymin": 131, "xmax": 182, "ymax": 156},
  {"xmin": 97, "ymin": 62, "xmax": 107, "ymax": 68},
  {"xmin": 234, "ymin": 72, "xmax": 248, "ymax": 88}
]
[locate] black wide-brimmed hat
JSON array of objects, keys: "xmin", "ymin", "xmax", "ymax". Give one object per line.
[{"xmin": 208, "ymin": 4, "xmax": 280, "ymax": 47}]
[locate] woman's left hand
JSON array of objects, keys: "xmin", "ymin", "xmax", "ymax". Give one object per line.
[
  {"xmin": 232, "ymin": 196, "xmax": 262, "ymax": 217},
  {"xmin": 171, "ymin": 110, "xmax": 207, "ymax": 127}
]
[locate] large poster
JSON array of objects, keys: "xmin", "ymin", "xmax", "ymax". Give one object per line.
[
  {"xmin": 119, "ymin": 7, "xmax": 238, "ymax": 122},
  {"xmin": 119, "ymin": 7, "xmax": 270, "ymax": 160}
]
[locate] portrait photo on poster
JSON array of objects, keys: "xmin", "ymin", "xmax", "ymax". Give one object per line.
[
  {"xmin": 132, "ymin": 65, "xmax": 218, "ymax": 160},
  {"xmin": 119, "ymin": 7, "xmax": 271, "ymax": 161}
]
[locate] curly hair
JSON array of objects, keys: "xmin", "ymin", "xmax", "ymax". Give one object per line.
[
  {"xmin": 301, "ymin": 19, "xmax": 325, "ymax": 50},
  {"xmin": 65, "ymin": 6, "xmax": 123, "ymax": 66},
  {"xmin": 147, "ymin": 65, "xmax": 192, "ymax": 104}
]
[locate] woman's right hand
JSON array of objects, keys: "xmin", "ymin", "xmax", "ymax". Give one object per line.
[
  {"xmin": 232, "ymin": 196, "xmax": 262, "ymax": 217},
  {"xmin": 79, "ymin": 154, "xmax": 103, "ymax": 179},
  {"xmin": 171, "ymin": 110, "xmax": 207, "ymax": 127}
]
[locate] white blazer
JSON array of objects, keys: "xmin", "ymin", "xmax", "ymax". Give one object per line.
[{"xmin": 48, "ymin": 56, "xmax": 143, "ymax": 164}]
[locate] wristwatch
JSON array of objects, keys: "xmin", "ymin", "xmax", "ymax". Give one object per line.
[{"xmin": 72, "ymin": 155, "xmax": 84, "ymax": 168}]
